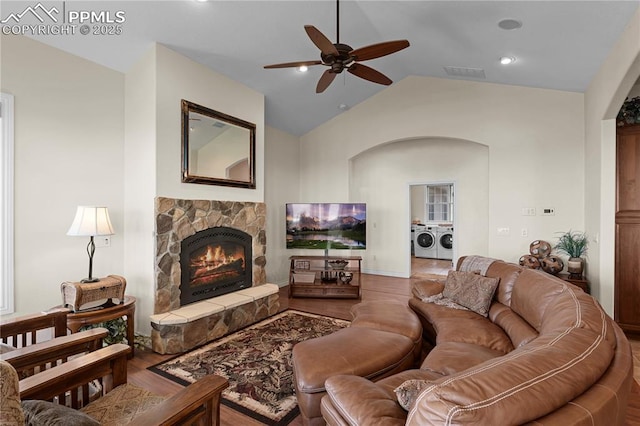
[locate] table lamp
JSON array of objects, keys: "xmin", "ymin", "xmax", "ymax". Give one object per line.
[{"xmin": 67, "ymin": 206, "xmax": 114, "ymax": 283}]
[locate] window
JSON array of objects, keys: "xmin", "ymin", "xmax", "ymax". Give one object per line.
[
  {"xmin": 1, "ymin": 93, "xmax": 14, "ymax": 314},
  {"xmin": 426, "ymin": 184, "xmax": 453, "ymax": 222}
]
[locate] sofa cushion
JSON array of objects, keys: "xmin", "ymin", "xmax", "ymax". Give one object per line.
[
  {"xmin": 442, "ymin": 270, "xmax": 500, "ymax": 317},
  {"xmin": 324, "ymin": 375, "xmax": 407, "ymax": 425},
  {"xmin": 411, "ymin": 279, "xmax": 445, "ymax": 300},
  {"xmin": 80, "ymin": 383, "xmax": 167, "ymax": 424},
  {"xmin": 488, "ymin": 302, "xmax": 538, "ymax": 348},
  {"xmin": 350, "ymin": 300, "xmax": 422, "ymax": 344},
  {"xmin": 510, "ymin": 269, "xmax": 564, "ymax": 331},
  {"xmin": 22, "ymin": 401, "xmax": 100, "ymax": 426},
  {"xmin": 456, "ymin": 257, "xmax": 523, "ymax": 307},
  {"xmin": 408, "ymin": 298, "xmax": 514, "ymax": 353},
  {"xmin": 421, "ymin": 341, "xmax": 504, "ymax": 376},
  {"xmin": 434, "ymin": 317, "xmax": 514, "ymax": 354}
]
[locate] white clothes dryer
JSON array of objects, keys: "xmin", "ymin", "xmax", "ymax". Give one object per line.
[
  {"xmin": 436, "ymin": 226, "xmax": 453, "ymax": 260},
  {"xmin": 414, "ymin": 226, "xmax": 438, "ymax": 258}
]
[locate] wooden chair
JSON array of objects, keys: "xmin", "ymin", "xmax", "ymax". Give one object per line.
[
  {"xmin": 1, "ymin": 309, "xmax": 107, "ymax": 378},
  {"xmin": 2, "ymin": 328, "xmax": 108, "ymax": 378},
  {"xmin": 11, "ymin": 344, "xmax": 229, "ymax": 425},
  {"xmin": 1, "ymin": 309, "xmax": 70, "ymax": 348}
]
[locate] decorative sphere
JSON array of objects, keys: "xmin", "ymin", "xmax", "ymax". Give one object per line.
[
  {"xmin": 519, "ymin": 254, "xmax": 541, "ymax": 269},
  {"xmin": 338, "ymin": 272, "xmax": 353, "ymax": 284},
  {"xmin": 541, "ymin": 255, "xmax": 564, "ymax": 275},
  {"xmin": 530, "ymin": 240, "xmax": 552, "ymax": 259}
]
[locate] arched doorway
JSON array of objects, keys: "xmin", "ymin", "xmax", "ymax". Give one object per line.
[{"xmin": 350, "ymin": 137, "xmax": 489, "ymax": 278}]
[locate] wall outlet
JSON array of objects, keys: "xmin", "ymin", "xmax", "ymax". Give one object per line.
[
  {"xmin": 541, "ymin": 208, "xmax": 555, "ymax": 216},
  {"xmin": 521, "ymin": 207, "xmax": 536, "ymax": 216},
  {"xmin": 95, "ymin": 236, "xmax": 111, "ymax": 248},
  {"xmin": 497, "ymin": 227, "xmax": 510, "ymax": 236}
]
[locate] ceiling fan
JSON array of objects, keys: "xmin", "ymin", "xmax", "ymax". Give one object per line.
[{"xmin": 264, "ymin": 0, "xmax": 410, "ymax": 93}]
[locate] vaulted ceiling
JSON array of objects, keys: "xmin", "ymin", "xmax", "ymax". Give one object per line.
[{"xmin": 4, "ymin": 1, "xmax": 638, "ymax": 135}]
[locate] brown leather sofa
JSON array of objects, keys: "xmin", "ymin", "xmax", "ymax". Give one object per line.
[
  {"xmin": 292, "ymin": 300, "xmax": 423, "ymax": 426},
  {"xmin": 321, "ymin": 256, "xmax": 634, "ymax": 425}
]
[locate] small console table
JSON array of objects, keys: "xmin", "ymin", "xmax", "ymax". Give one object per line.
[
  {"xmin": 63, "ymin": 296, "xmax": 136, "ymax": 359},
  {"xmin": 558, "ymin": 274, "xmax": 590, "ymax": 294},
  {"xmin": 289, "ymin": 255, "xmax": 361, "ymax": 299}
]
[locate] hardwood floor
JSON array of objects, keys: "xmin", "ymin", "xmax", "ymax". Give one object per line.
[{"xmin": 127, "ymin": 258, "xmax": 640, "ymax": 425}]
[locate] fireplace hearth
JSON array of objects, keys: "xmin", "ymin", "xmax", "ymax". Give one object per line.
[{"xmin": 180, "ymin": 227, "xmax": 252, "ymax": 306}]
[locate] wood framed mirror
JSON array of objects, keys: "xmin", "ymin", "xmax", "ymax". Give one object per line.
[{"xmin": 181, "ymin": 99, "xmax": 256, "ymax": 188}]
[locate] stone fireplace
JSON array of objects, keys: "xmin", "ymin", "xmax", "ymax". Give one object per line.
[
  {"xmin": 151, "ymin": 198, "xmax": 278, "ymax": 354},
  {"xmin": 154, "ymin": 197, "xmax": 266, "ymax": 315}
]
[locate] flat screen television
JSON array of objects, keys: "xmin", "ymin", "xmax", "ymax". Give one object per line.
[{"xmin": 286, "ymin": 203, "xmax": 366, "ymax": 250}]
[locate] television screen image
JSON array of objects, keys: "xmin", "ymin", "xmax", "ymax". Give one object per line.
[{"xmin": 286, "ymin": 203, "xmax": 366, "ymax": 250}]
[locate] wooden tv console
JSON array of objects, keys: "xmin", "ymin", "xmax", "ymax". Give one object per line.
[{"xmin": 289, "ymin": 255, "xmax": 361, "ymax": 299}]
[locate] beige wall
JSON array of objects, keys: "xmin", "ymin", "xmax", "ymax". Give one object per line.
[
  {"xmin": 299, "ymin": 76, "xmax": 585, "ymax": 277},
  {"xmin": 0, "ymin": 35, "xmax": 125, "ymax": 316},
  {"xmin": 264, "ymin": 125, "xmax": 300, "ymax": 285},
  {"xmin": 123, "ymin": 46, "xmax": 157, "ymax": 334},
  {"xmin": 350, "ymin": 138, "xmax": 489, "ymax": 276},
  {"xmin": 585, "ymin": 8, "xmax": 640, "ymax": 315},
  {"xmin": 124, "ymin": 44, "xmax": 265, "ymax": 334}
]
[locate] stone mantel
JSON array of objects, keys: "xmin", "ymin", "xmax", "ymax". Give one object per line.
[{"xmin": 154, "ymin": 197, "xmax": 267, "ymax": 315}]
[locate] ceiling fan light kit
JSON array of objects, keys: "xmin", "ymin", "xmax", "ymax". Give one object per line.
[{"xmin": 264, "ymin": 0, "xmax": 410, "ymax": 93}]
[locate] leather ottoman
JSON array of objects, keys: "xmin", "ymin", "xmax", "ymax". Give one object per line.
[{"xmin": 292, "ymin": 301, "xmax": 422, "ymax": 426}]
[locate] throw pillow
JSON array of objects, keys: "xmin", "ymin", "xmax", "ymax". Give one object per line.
[
  {"xmin": 0, "ymin": 342, "xmax": 16, "ymax": 354},
  {"xmin": 21, "ymin": 400, "xmax": 100, "ymax": 426},
  {"xmin": 394, "ymin": 379, "xmax": 432, "ymax": 411},
  {"xmin": 421, "ymin": 293, "xmax": 469, "ymax": 311},
  {"xmin": 1, "ymin": 360, "xmax": 24, "ymax": 426},
  {"xmin": 442, "ymin": 270, "xmax": 500, "ymax": 317}
]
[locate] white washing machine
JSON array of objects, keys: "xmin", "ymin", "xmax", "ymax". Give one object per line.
[
  {"xmin": 436, "ymin": 226, "xmax": 454, "ymax": 260},
  {"xmin": 414, "ymin": 226, "xmax": 438, "ymax": 258}
]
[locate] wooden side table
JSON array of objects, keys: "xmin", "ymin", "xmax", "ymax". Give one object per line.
[
  {"xmin": 558, "ymin": 274, "xmax": 590, "ymax": 294},
  {"xmin": 64, "ymin": 296, "xmax": 136, "ymax": 359}
]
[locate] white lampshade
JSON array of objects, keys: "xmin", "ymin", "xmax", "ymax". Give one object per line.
[{"xmin": 67, "ymin": 206, "xmax": 115, "ymax": 237}]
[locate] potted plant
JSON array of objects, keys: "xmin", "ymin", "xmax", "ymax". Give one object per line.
[
  {"xmin": 554, "ymin": 230, "xmax": 588, "ymax": 277},
  {"xmin": 617, "ymin": 96, "xmax": 640, "ymax": 126}
]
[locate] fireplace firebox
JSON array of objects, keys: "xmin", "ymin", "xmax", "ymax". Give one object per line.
[{"xmin": 180, "ymin": 226, "xmax": 252, "ymax": 306}]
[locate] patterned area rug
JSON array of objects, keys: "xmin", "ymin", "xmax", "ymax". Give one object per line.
[{"xmin": 149, "ymin": 310, "xmax": 349, "ymax": 425}]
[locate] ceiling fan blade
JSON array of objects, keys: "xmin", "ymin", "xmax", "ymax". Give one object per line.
[
  {"xmin": 316, "ymin": 69, "xmax": 337, "ymax": 93},
  {"xmin": 264, "ymin": 60, "xmax": 322, "ymax": 69},
  {"xmin": 350, "ymin": 40, "xmax": 410, "ymax": 62},
  {"xmin": 305, "ymin": 25, "xmax": 339, "ymax": 57},
  {"xmin": 348, "ymin": 63, "xmax": 392, "ymax": 86}
]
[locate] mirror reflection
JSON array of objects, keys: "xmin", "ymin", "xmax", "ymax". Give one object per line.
[{"xmin": 181, "ymin": 100, "xmax": 256, "ymax": 188}]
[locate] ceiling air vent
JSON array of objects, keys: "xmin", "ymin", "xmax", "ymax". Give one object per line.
[{"xmin": 443, "ymin": 66, "xmax": 486, "ymax": 79}]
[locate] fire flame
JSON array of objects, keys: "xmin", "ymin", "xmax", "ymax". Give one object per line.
[{"xmin": 199, "ymin": 246, "xmax": 235, "ymax": 270}]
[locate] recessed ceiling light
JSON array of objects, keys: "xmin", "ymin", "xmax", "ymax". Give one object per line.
[
  {"xmin": 498, "ymin": 19, "xmax": 522, "ymax": 30},
  {"xmin": 500, "ymin": 56, "xmax": 516, "ymax": 65},
  {"xmin": 338, "ymin": 104, "xmax": 349, "ymax": 111},
  {"xmin": 297, "ymin": 65, "xmax": 308, "ymax": 73}
]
